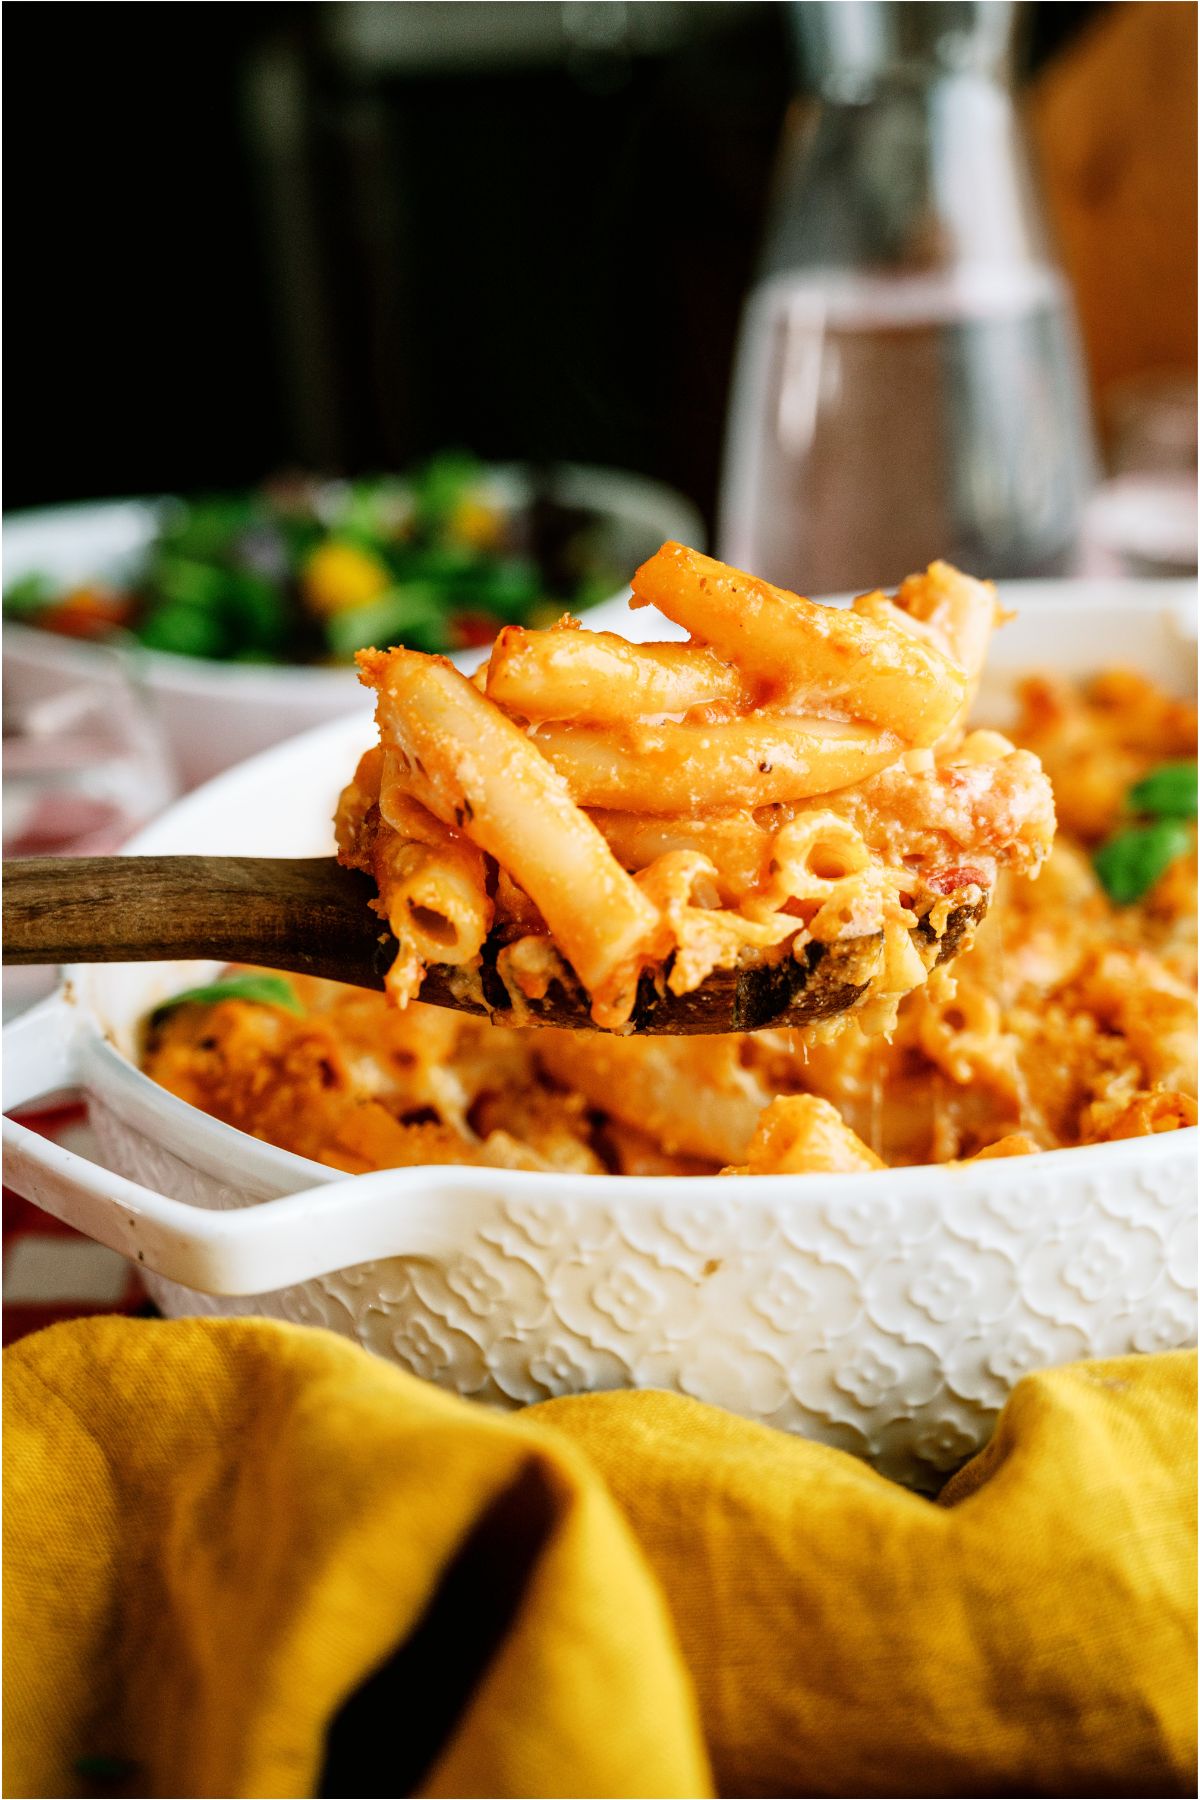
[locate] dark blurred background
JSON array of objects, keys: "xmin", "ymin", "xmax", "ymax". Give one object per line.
[{"xmin": 5, "ymin": 1, "xmax": 1191, "ymax": 529}]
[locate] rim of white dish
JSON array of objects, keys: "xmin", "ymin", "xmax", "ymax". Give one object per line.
[{"xmin": 67, "ymin": 976, "xmax": 1196, "ymax": 1197}]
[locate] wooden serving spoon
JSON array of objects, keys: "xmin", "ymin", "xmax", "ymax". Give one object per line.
[{"xmin": 2, "ymin": 856, "xmax": 987, "ymax": 1035}]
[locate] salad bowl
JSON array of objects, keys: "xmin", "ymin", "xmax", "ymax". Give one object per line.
[
  {"xmin": 3, "ymin": 580, "xmax": 1196, "ymax": 1491},
  {"xmin": 3, "ymin": 466, "xmax": 703, "ymax": 787}
]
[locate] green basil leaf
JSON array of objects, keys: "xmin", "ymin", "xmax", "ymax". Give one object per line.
[
  {"xmin": 150, "ymin": 974, "xmax": 304, "ymax": 1024},
  {"xmin": 1128, "ymin": 760, "xmax": 1198, "ymax": 821},
  {"xmin": 1093, "ymin": 820, "xmax": 1193, "ymax": 905}
]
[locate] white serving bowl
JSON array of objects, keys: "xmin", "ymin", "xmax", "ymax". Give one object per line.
[
  {"xmin": 3, "ymin": 467, "xmax": 704, "ymax": 788},
  {"xmin": 3, "ymin": 581, "xmax": 1196, "ymax": 1491}
]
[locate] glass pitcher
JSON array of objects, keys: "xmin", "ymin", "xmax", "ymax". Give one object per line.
[{"xmin": 718, "ymin": 0, "xmax": 1097, "ymax": 595}]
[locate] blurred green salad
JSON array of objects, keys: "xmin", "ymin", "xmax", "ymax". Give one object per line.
[{"xmin": 3, "ymin": 456, "xmax": 624, "ymax": 665}]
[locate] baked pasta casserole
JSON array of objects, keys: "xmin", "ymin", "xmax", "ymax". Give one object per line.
[
  {"xmin": 144, "ymin": 662, "xmax": 1196, "ymax": 1176},
  {"xmin": 333, "ymin": 547, "xmax": 1054, "ymax": 1032}
]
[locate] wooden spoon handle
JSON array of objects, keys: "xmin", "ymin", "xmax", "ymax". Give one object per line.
[
  {"xmin": 2, "ymin": 856, "xmax": 392, "ymax": 991},
  {"xmin": 1, "ymin": 855, "xmax": 989, "ymax": 1035}
]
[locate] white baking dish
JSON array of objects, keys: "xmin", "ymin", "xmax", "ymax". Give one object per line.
[{"xmin": 4, "ymin": 580, "xmax": 1196, "ymax": 1491}]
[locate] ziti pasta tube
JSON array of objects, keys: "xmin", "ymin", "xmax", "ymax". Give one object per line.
[
  {"xmin": 631, "ymin": 542, "xmax": 968, "ymax": 746},
  {"xmin": 338, "ymin": 550, "xmax": 1054, "ymax": 1035},
  {"xmin": 373, "ymin": 782, "xmax": 493, "ymax": 1003},
  {"xmin": 358, "ymin": 647, "xmax": 664, "ymax": 1027},
  {"xmin": 857, "ymin": 560, "xmax": 1000, "ymax": 749},
  {"xmin": 485, "ymin": 624, "xmax": 751, "ymax": 722},
  {"xmin": 531, "ymin": 713, "xmax": 900, "ymax": 811}
]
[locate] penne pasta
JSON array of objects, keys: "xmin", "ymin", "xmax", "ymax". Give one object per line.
[
  {"xmin": 485, "ymin": 623, "xmax": 751, "ymax": 722},
  {"xmin": 1061, "ymin": 946, "xmax": 1197, "ymax": 1096},
  {"xmin": 857, "ymin": 560, "xmax": 1000, "ymax": 748},
  {"xmin": 334, "ymin": 746, "xmax": 384, "ymax": 862},
  {"xmin": 721, "ymin": 1094, "xmax": 887, "ymax": 1175},
  {"xmin": 372, "ymin": 777, "xmax": 494, "ymax": 1002},
  {"xmin": 535, "ymin": 1030, "xmax": 770, "ymax": 1165},
  {"xmin": 767, "ymin": 743, "xmax": 1056, "ymax": 878},
  {"xmin": 630, "ymin": 542, "xmax": 967, "ymax": 746},
  {"xmin": 591, "ymin": 807, "xmax": 880, "ymax": 922},
  {"xmin": 632, "ymin": 849, "xmax": 802, "ymax": 996},
  {"xmin": 358, "ymin": 648, "xmax": 663, "ymax": 1026},
  {"xmin": 590, "ymin": 808, "xmax": 777, "ymax": 900},
  {"xmin": 742, "ymin": 814, "xmax": 876, "ymax": 920},
  {"xmin": 334, "ymin": 550, "xmax": 1057, "ymax": 1035},
  {"xmin": 152, "ymin": 668, "xmax": 1195, "ymax": 1172},
  {"xmin": 893, "ymin": 560, "xmax": 1000, "ymax": 683},
  {"xmin": 531, "ymin": 713, "xmax": 900, "ymax": 811}
]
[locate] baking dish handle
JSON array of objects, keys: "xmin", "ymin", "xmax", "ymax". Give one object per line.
[
  {"xmin": 2, "ymin": 991, "xmax": 85, "ymax": 1111},
  {"xmin": 2, "ymin": 995, "xmax": 455, "ymax": 1295}
]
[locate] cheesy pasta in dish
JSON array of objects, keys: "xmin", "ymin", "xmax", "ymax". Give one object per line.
[
  {"xmin": 143, "ymin": 668, "xmax": 1196, "ymax": 1174},
  {"xmin": 334, "ymin": 547, "xmax": 1054, "ymax": 1032}
]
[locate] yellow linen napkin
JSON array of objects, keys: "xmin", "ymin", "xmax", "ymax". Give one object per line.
[{"xmin": 4, "ymin": 1317, "xmax": 1195, "ymax": 1800}]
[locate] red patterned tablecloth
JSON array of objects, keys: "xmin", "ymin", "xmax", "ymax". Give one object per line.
[{"xmin": 3, "ymin": 1105, "xmax": 148, "ymax": 1344}]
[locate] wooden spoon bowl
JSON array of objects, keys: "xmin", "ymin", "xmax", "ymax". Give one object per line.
[{"xmin": 2, "ymin": 856, "xmax": 987, "ymax": 1035}]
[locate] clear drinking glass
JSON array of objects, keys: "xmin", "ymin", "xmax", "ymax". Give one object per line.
[
  {"xmin": 1081, "ymin": 371, "xmax": 1198, "ymax": 579},
  {"xmin": 3, "ymin": 658, "xmax": 178, "ymax": 1019},
  {"xmin": 718, "ymin": 0, "xmax": 1097, "ymax": 595}
]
